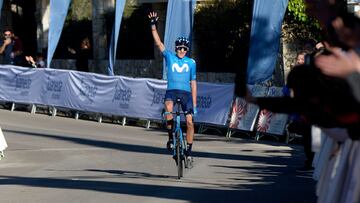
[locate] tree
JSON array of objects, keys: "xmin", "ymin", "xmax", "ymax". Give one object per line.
[{"xmin": 283, "ymin": 0, "xmax": 323, "ymax": 44}]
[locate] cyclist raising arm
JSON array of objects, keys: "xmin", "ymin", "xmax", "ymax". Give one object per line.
[{"xmin": 148, "ymin": 11, "xmax": 197, "ymax": 165}]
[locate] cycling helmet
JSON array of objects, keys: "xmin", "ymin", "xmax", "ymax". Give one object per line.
[{"xmin": 175, "ymin": 37, "xmax": 190, "ymax": 48}]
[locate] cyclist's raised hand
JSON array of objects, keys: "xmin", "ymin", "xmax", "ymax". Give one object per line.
[
  {"xmin": 148, "ymin": 11, "xmax": 165, "ymax": 52},
  {"xmin": 148, "ymin": 12, "xmax": 159, "ymax": 26}
]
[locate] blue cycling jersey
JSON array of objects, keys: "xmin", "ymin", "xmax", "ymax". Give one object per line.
[{"xmin": 162, "ymin": 50, "xmax": 196, "ymax": 92}]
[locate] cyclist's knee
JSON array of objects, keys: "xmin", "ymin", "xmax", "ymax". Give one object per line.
[
  {"xmin": 186, "ymin": 118, "xmax": 194, "ymax": 128},
  {"xmin": 164, "ymin": 101, "xmax": 173, "ymax": 111}
]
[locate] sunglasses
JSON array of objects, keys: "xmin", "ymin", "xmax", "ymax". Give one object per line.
[{"xmin": 175, "ymin": 46, "xmax": 188, "ymax": 51}]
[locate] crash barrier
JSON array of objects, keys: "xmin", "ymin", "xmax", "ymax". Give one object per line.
[
  {"xmin": 0, "ymin": 65, "xmax": 289, "ymax": 141},
  {"xmin": 311, "ymin": 127, "xmax": 360, "ymax": 203},
  {"xmin": 0, "ymin": 65, "xmax": 234, "ymax": 127},
  {"xmin": 227, "ymin": 85, "xmax": 289, "ymax": 141}
]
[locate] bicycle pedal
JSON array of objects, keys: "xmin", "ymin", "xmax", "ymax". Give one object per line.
[{"xmin": 166, "ymin": 141, "xmax": 174, "ymax": 151}]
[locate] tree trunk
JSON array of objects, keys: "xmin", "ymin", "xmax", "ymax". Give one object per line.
[{"xmin": 92, "ymin": 0, "xmax": 114, "ymax": 74}]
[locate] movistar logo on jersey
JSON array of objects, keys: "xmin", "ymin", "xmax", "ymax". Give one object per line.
[{"xmin": 172, "ymin": 63, "xmax": 189, "ymax": 73}]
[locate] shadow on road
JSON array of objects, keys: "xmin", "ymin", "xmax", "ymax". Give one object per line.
[
  {"xmin": 0, "ymin": 166, "xmax": 316, "ymax": 203},
  {"xmin": 1, "ymin": 129, "xmax": 316, "ymax": 202},
  {"xmin": 4, "ymin": 129, "xmax": 297, "ymax": 164}
]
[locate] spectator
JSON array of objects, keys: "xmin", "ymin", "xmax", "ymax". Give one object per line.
[
  {"xmin": 68, "ymin": 37, "xmax": 92, "ymax": 72},
  {"xmin": 286, "ymin": 49, "xmax": 315, "ymax": 172},
  {"xmin": 35, "ymin": 52, "xmax": 46, "ymax": 68},
  {"xmin": 315, "ymin": 20, "xmax": 360, "ymax": 105},
  {"xmin": 0, "ymin": 27, "xmax": 23, "ymax": 65},
  {"xmin": 296, "ymin": 50, "xmax": 308, "ymax": 66},
  {"xmin": 24, "ymin": 55, "xmax": 37, "ymax": 68}
]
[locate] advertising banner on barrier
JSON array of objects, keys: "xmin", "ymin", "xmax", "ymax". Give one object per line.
[
  {"xmin": 196, "ymin": 82, "xmax": 234, "ymax": 125},
  {"xmin": 145, "ymin": 79, "xmax": 167, "ymax": 120},
  {"xmin": 40, "ymin": 69, "xmax": 70, "ymax": 106},
  {"xmin": 111, "ymin": 77, "xmax": 156, "ymax": 119},
  {"xmin": 66, "ymin": 71, "xmax": 119, "ymax": 113},
  {"xmin": 0, "ymin": 66, "xmax": 234, "ymax": 127},
  {"xmin": 144, "ymin": 80, "xmax": 235, "ymax": 125},
  {"xmin": 0, "ymin": 65, "xmax": 44, "ymax": 104},
  {"xmin": 229, "ymin": 85, "xmax": 268, "ymax": 131},
  {"xmin": 256, "ymin": 86, "xmax": 288, "ymax": 135}
]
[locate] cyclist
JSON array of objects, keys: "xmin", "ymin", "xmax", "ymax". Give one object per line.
[{"xmin": 148, "ymin": 11, "xmax": 197, "ymax": 166}]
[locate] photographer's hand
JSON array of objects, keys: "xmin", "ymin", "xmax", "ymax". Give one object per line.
[
  {"xmin": 315, "ymin": 47, "xmax": 360, "ymax": 78},
  {"xmin": 331, "ymin": 17, "xmax": 360, "ymax": 48}
]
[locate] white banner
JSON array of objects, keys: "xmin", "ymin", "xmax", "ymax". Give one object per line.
[
  {"xmin": 256, "ymin": 86, "xmax": 288, "ymax": 135},
  {"xmin": 0, "ymin": 65, "xmax": 43, "ymax": 104},
  {"xmin": 41, "ymin": 69, "xmax": 70, "ymax": 106},
  {"xmin": 0, "ymin": 66, "xmax": 234, "ymax": 126},
  {"xmin": 196, "ymin": 82, "xmax": 234, "ymax": 125},
  {"xmin": 229, "ymin": 85, "xmax": 289, "ymax": 135},
  {"xmin": 229, "ymin": 85, "xmax": 267, "ymax": 131}
]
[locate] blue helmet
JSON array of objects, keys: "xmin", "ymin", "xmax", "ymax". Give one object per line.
[{"xmin": 175, "ymin": 37, "xmax": 190, "ymax": 48}]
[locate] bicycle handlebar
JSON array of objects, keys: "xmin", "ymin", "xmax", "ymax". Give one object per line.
[
  {"xmin": 163, "ymin": 111, "xmax": 189, "ymax": 115},
  {"xmin": 161, "ymin": 98, "xmax": 193, "ymax": 116}
]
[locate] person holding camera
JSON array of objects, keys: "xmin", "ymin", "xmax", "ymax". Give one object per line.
[{"xmin": 0, "ymin": 28, "xmax": 23, "ymax": 65}]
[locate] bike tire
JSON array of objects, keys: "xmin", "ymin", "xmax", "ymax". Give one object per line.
[
  {"xmin": 176, "ymin": 131, "xmax": 183, "ymax": 179},
  {"xmin": 182, "ymin": 134, "xmax": 188, "ymax": 168}
]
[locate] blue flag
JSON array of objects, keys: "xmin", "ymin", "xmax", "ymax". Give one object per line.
[
  {"xmin": 108, "ymin": 0, "xmax": 126, "ymax": 76},
  {"xmin": 0, "ymin": 0, "xmax": 3, "ymax": 20},
  {"xmin": 47, "ymin": 0, "xmax": 71, "ymax": 68},
  {"xmin": 247, "ymin": 0, "xmax": 288, "ymax": 84}
]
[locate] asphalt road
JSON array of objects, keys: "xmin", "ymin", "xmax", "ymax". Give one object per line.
[{"xmin": 0, "ymin": 109, "xmax": 316, "ymax": 203}]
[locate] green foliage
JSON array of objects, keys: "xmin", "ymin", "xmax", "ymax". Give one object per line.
[
  {"xmin": 287, "ymin": 0, "xmax": 308, "ymax": 22},
  {"xmin": 283, "ymin": 0, "xmax": 323, "ymax": 43}
]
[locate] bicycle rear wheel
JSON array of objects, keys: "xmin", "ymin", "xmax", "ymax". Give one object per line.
[{"xmin": 176, "ymin": 131, "xmax": 183, "ymax": 179}]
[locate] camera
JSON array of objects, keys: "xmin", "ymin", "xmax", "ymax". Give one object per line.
[{"xmin": 304, "ymin": 48, "xmax": 332, "ymax": 67}]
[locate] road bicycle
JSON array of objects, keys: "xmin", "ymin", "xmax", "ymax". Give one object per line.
[{"xmin": 163, "ymin": 98, "xmax": 189, "ymax": 179}]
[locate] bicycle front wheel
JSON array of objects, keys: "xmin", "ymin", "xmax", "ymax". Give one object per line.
[{"xmin": 176, "ymin": 131, "xmax": 183, "ymax": 179}]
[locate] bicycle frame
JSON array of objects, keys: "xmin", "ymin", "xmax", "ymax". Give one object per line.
[
  {"xmin": 172, "ymin": 109, "xmax": 185, "ymax": 157},
  {"xmin": 164, "ymin": 101, "xmax": 187, "ymax": 158},
  {"xmin": 163, "ymin": 98, "xmax": 188, "ymax": 179}
]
